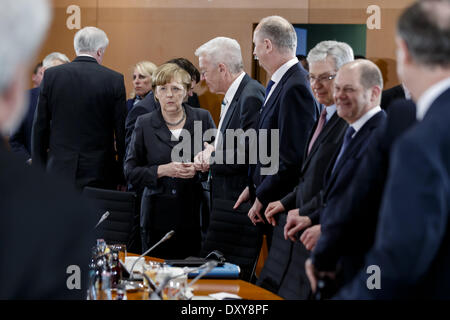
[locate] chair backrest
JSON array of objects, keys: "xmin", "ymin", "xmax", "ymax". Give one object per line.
[
  {"xmin": 83, "ymin": 187, "xmax": 137, "ymax": 247},
  {"xmin": 200, "ymin": 199, "xmax": 263, "ymax": 282}
]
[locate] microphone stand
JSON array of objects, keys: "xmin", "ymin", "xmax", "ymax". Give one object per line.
[{"xmin": 129, "ymin": 230, "xmax": 175, "ymax": 279}]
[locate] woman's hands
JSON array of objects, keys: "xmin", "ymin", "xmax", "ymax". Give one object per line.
[{"xmin": 157, "ymin": 162, "xmax": 196, "ymax": 179}]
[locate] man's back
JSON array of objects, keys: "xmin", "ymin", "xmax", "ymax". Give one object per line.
[{"xmin": 32, "ymin": 56, "xmax": 127, "ymax": 189}]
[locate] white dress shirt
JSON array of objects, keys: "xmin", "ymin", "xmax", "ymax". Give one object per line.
[
  {"xmin": 416, "ymin": 77, "xmax": 450, "ymax": 121},
  {"xmin": 264, "ymin": 57, "xmax": 299, "ymax": 105}
]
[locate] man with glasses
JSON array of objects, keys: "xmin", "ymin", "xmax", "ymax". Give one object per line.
[{"xmin": 257, "ymin": 41, "xmax": 353, "ymax": 298}]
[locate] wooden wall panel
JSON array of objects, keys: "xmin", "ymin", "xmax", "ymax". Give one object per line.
[{"xmin": 35, "ymin": 0, "xmax": 414, "ymax": 123}]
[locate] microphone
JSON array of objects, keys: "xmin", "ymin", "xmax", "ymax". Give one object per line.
[
  {"xmin": 94, "ymin": 211, "xmax": 110, "ymax": 229},
  {"xmin": 129, "ymin": 230, "xmax": 175, "ymax": 278}
]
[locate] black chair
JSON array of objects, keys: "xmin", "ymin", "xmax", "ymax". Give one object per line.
[
  {"xmin": 83, "ymin": 187, "xmax": 139, "ymax": 251},
  {"xmin": 200, "ymin": 199, "xmax": 263, "ymax": 282}
]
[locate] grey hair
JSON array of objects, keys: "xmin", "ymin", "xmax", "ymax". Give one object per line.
[
  {"xmin": 397, "ymin": 0, "xmax": 450, "ymax": 67},
  {"xmin": 195, "ymin": 37, "xmax": 244, "ymax": 74},
  {"xmin": 43, "ymin": 52, "xmax": 70, "ymax": 68},
  {"xmin": 307, "ymin": 41, "xmax": 354, "ymax": 71},
  {"xmin": 74, "ymin": 26, "xmax": 109, "ymax": 56},
  {"xmin": 0, "ymin": 0, "xmax": 51, "ymax": 94},
  {"xmin": 256, "ymin": 16, "xmax": 297, "ymax": 55},
  {"xmin": 356, "ymin": 60, "xmax": 384, "ymax": 91}
]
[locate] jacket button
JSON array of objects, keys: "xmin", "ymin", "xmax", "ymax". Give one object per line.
[
  {"xmin": 171, "ymin": 189, "xmax": 177, "ymax": 195},
  {"xmin": 323, "ymin": 202, "xmax": 327, "ymax": 208}
]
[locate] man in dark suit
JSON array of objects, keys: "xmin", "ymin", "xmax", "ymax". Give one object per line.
[
  {"xmin": 9, "ymin": 52, "xmax": 70, "ymax": 163},
  {"xmin": 281, "ymin": 59, "xmax": 386, "ymax": 298},
  {"xmin": 193, "ymin": 37, "xmax": 265, "ymax": 279},
  {"xmin": 194, "ymin": 36, "xmax": 265, "ymax": 202},
  {"xmin": 380, "ymin": 83, "xmax": 410, "ymax": 110},
  {"xmin": 335, "ymin": 0, "xmax": 450, "ymax": 299},
  {"xmin": 234, "ymin": 16, "xmax": 318, "ymax": 242},
  {"xmin": 32, "ymin": 26, "xmax": 127, "ymax": 190},
  {"xmin": 0, "ymin": 0, "xmax": 95, "ymax": 299},
  {"xmin": 306, "ymin": 99, "xmax": 416, "ymax": 298},
  {"xmin": 257, "ymin": 41, "xmax": 353, "ymax": 297}
]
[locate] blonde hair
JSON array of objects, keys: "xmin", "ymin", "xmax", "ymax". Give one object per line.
[
  {"xmin": 152, "ymin": 63, "xmax": 192, "ymax": 93},
  {"xmin": 130, "ymin": 60, "xmax": 157, "ymax": 99}
]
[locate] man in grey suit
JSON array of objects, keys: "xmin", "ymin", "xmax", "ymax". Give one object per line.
[
  {"xmin": 32, "ymin": 26, "xmax": 127, "ymax": 190},
  {"xmin": 194, "ymin": 37, "xmax": 265, "ymax": 280},
  {"xmin": 332, "ymin": 0, "xmax": 450, "ymax": 299}
]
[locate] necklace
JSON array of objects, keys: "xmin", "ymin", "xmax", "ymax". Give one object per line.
[{"xmin": 164, "ymin": 107, "xmax": 186, "ymax": 126}]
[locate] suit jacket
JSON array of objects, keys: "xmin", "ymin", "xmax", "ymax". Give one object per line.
[
  {"xmin": 0, "ymin": 142, "xmax": 95, "ymax": 299},
  {"xmin": 266, "ymin": 109, "xmax": 386, "ymax": 299},
  {"xmin": 32, "ymin": 56, "xmax": 127, "ymax": 190},
  {"xmin": 337, "ymin": 87, "xmax": 450, "ymax": 299},
  {"xmin": 257, "ymin": 111, "xmax": 347, "ymax": 298},
  {"xmin": 381, "ymin": 84, "xmax": 405, "ymax": 110},
  {"xmin": 281, "ymin": 112, "xmax": 348, "ymax": 216},
  {"xmin": 124, "ymin": 105, "xmax": 215, "ymax": 256},
  {"xmin": 210, "ymin": 73, "xmax": 265, "ymax": 201},
  {"xmin": 9, "ymin": 87, "xmax": 40, "ymax": 161},
  {"xmin": 313, "ymin": 101, "xmax": 416, "ymax": 289},
  {"xmin": 249, "ymin": 62, "xmax": 318, "ymax": 205},
  {"xmin": 125, "ymin": 91, "xmax": 159, "ymax": 152}
]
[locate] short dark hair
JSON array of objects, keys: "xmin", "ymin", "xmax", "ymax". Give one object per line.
[
  {"xmin": 166, "ymin": 57, "xmax": 201, "ymax": 83},
  {"xmin": 33, "ymin": 62, "xmax": 43, "ymax": 74},
  {"xmin": 397, "ymin": 0, "xmax": 450, "ymax": 67}
]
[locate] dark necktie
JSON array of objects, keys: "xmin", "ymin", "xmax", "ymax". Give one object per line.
[
  {"xmin": 261, "ymin": 80, "xmax": 275, "ymax": 112},
  {"xmin": 332, "ymin": 126, "xmax": 356, "ymax": 174},
  {"xmin": 307, "ymin": 108, "xmax": 328, "ymax": 155}
]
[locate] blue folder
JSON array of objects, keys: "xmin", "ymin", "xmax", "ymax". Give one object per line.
[{"xmin": 187, "ymin": 262, "xmax": 240, "ymax": 279}]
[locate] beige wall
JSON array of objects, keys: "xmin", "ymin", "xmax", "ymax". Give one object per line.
[{"xmin": 37, "ymin": 0, "xmax": 415, "ymax": 124}]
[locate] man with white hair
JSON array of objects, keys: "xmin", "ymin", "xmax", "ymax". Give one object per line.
[
  {"xmin": 9, "ymin": 52, "xmax": 69, "ymax": 163},
  {"xmin": 32, "ymin": 26, "xmax": 127, "ymax": 190},
  {"xmin": 193, "ymin": 37, "xmax": 265, "ymax": 280},
  {"xmin": 0, "ymin": 0, "xmax": 95, "ymax": 299}
]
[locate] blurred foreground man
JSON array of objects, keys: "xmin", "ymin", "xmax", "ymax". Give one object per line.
[
  {"xmin": 337, "ymin": 0, "xmax": 450, "ymax": 299},
  {"xmin": 0, "ymin": 0, "xmax": 95, "ymax": 299}
]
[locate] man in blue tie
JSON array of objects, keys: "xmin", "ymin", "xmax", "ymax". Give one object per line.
[
  {"xmin": 258, "ymin": 40, "xmax": 353, "ymax": 298},
  {"xmin": 331, "ymin": 0, "xmax": 450, "ymax": 299},
  {"xmin": 289, "ymin": 59, "xmax": 386, "ymax": 296},
  {"xmin": 234, "ymin": 16, "xmax": 318, "ymax": 248}
]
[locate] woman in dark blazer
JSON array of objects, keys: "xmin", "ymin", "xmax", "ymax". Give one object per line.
[{"xmin": 124, "ymin": 63, "xmax": 215, "ymax": 258}]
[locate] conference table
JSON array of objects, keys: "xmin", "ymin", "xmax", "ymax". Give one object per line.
[{"xmin": 122, "ymin": 254, "xmax": 282, "ymax": 300}]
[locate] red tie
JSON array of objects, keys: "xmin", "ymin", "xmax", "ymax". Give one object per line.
[{"xmin": 307, "ymin": 108, "xmax": 328, "ymax": 155}]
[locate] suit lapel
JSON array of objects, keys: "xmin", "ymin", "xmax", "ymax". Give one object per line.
[
  {"xmin": 301, "ymin": 112, "xmax": 343, "ymax": 171},
  {"xmin": 258, "ymin": 63, "xmax": 300, "ymax": 127},
  {"xmin": 220, "ymin": 74, "xmax": 250, "ymax": 134},
  {"xmin": 152, "ymin": 108, "xmax": 179, "ymax": 149},
  {"xmin": 325, "ymin": 111, "xmax": 385, "ymax": 191}
]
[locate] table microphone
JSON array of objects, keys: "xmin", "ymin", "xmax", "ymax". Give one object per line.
[
  {"xmin": 129, "ymin": 230, "xmax": 175, "ymax": 278},
  {"xmin": 94, "ymin": 211, "xmax": 110, "ymax": 229}
]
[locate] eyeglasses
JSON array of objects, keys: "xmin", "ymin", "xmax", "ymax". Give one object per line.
[{"xmin": 308, "ymin": 74, "xmax": 337, "ymax": 83}]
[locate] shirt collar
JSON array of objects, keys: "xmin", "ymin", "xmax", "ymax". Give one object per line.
[
  {"xmin": 416, "ymin": 77, "xmax": 450, "ymax": 121},
  {"xmin": 223, "ymin": 72, "xmax": 245, "ymax": 106},
  {"xmin": 350, "ymin": 106, "xmax": 382, "ymax": 134},
  {"xmin": 325, "ymin": 104, "xmax": 337, "ymax": 122},
  {"xmin": 271, "ymin": 57, "xmax": 299, "ymax": 83}
]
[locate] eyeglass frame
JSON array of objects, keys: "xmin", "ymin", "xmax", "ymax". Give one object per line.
[{"xmin": 308, "ymin": 73, "xmax": 337, "ymax": 83}]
